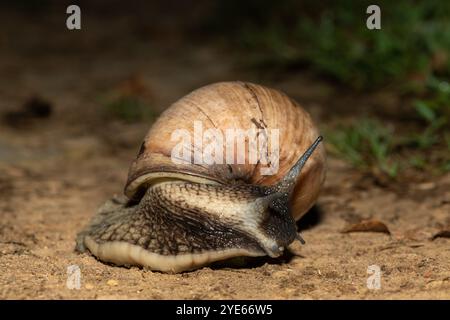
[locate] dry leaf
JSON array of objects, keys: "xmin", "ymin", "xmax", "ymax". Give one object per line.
[
  {"xmin": 342, "ymin": 219, "xmax": 391, "ymax": 235},
  {"xmin": 431, "ymin": 229, "xmax": 450, "ymax": 240},
  {"xmin": 116, "ymin": 74, "xmax": 152, "ymax": 99}
]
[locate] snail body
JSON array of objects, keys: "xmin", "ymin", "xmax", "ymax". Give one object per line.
[{"xmin": 76, "ymin": 82, "xmax": 326, "ymax": 273}]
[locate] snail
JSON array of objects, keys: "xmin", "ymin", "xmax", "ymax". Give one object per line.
[{"xmin": 76, "ymin": 81, "xmax": 326, "ymax": 273}]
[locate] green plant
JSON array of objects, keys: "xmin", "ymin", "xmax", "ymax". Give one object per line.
[
  {"xmin": 409, "ymin": 155, "xmax": 426, "ymax": 170},
  {"xmin": 409, "ymin": 77, "xmax": 450, "ymax": 148},
  {"xmin": 327, "ymin": 85, "xmax": 450, "ymax": 176},
  {"xmin": 104, "ymin": 95, "xmax": 155, "ymax": 123},
  {"xmin": 415, "ymin": 78, "xmax": 450, "ymax": 121},
  {"xmin": 326, "ymin": 118, "xmax": 399, "ymax": 177}
]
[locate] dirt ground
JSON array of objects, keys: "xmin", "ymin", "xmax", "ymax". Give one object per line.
[{"xmin": 0, "ymin": 7, "xmax": 449, "ymax": 299}]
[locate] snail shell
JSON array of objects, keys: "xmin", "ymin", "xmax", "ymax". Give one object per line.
[{"xmin": 76, "ymin": 81, "xmax": 326, "ymax": 273}]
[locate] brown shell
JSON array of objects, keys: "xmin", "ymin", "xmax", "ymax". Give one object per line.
[{"xmin": 125, "ymin": 81, "xmax": 326, "ymax": 220}]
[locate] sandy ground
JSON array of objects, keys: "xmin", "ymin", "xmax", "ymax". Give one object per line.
[{"xmin": 0, "ymin": 7, "xmax": 449, "ymax": 299}]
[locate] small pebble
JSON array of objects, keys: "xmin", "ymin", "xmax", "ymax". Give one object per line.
[
  {"xmin": 107, "ymin": 279, "xmax": 119, "ymax": 286},
  {"xmin": 415, "ymin": 182, "xmax": 436, "ymax": 190}
]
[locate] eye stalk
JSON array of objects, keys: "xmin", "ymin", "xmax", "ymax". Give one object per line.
[
  {"xmin": 262, "ymin": 136, "xmax": 323, "ymax": 246},
  {"xmin": 267, "ymin": 135, "xmax": 323, "ymax": 196}
]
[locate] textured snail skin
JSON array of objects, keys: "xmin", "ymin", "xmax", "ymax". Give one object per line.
[
  {"xmin": 76, "ymin": 82, "xmax": 326, "ymax": 273},
  {"xmin": 75, "ymin": 183, "xmax": 292, "ymax": 273}
]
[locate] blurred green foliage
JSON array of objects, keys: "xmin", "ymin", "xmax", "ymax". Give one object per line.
[
  {"xmin": 410, "ymin": 77, "xmax": 450, "ymax": 148},
  {"xmin": 326, "ymin": 118, "xmax": 399, "ymax": 178},
  {"xmin": 324, "ymin": 75, "xmax": 450, "ymax": 178},
  {"xmin": 327, "ymin": 83, "xmax": 450, "ymax": 178},
  {"xmin": 210, "ymin": 0, "xmax": 450, "ymax": 89},
  {"xmin": 101, "ymin": 76, "xmax": 156, "ymax": 123},
  {"xmin": 104, "ymin": 96, "xmax": 155, "ymax": 123}
]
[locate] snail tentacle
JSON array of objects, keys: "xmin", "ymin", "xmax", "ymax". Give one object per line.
[{"xmin": 267, "ymin": 135, "xmax": 323, "ymax": 196}]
